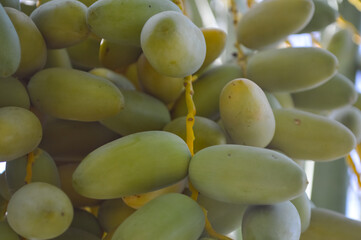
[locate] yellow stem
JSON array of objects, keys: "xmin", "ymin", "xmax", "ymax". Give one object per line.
[
  {"xmin": 234, "ymin": 43, "xmax": 247, "ymax": 76},
  {"xmin": 346, "ymin": 154, "xmax": 361, "ymax": 188},
  {"xmin": 201, "ymin": 207, "xmax": 233, "ymax": 240},
  {"xmin": 247, "ymin": 0, "xmax": 255, "ymax": 8},
  {"xmin": 185, "ymin": 74, "xmax": 198, "ymax": 199},
  {"xmin": 24, "ymin": 151, "xmax": 36, "ymax": 184},
  {"xmin": 311, "ymin": 33, "xmax": 322, "ymax": 48},
  {"xmin": 230, "ymin": 0, "xmax": 240, "ymax": 25},
  {"xmin": 184, "ymin": 76, "xmax": 231, "ymax": 239},
  {"xmin": 172, "ymin": 0, "xmax": 186, "ymax": 15},
  {"xmin": 184, "ymin": 75, "xmax": 196, "ymax": 156},
  {"xmin": 188, "ymin": 180, "xmax": 199, "ymax": 201},
  {"xmin": 230, "ymin": 0, "xmax": 247, "ymax": 76},
  {"xmin": 284, "ymin": 39, "xmax": 292, "ymax": 47},
  {"xmin": 337, "ymin": 16, "xmax": 361, "ymax": 45},
  {"xmin": 348, "ymin": 0, "xmax": 361, "ymax": 11}
]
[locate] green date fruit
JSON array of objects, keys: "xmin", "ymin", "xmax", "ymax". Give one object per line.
[
  {"xmin": 269, "ymin": 108, "xmax": 356, "ymax": 161},
  {"xmin": 7, "ymin": 182, "xmax": 73, "ymax": 240},
  {"xmin": 0, "ymin": 3, "xmax": 21, "ymax": 77},
  {"xmin": 0, "ymin": 106, "xmax": 42, "ymax": 162},
  {"xmin": 242, "ymin": 201, "xmax": 301, "ymax": 240},
  {"xmin": 246, "ymin": 47, "xmax": 338, "ymax": 92},
  {"xmin": 112, "ymin": 193, "xmax": 205, "ymax": 240},
  {"xmin": 220, "ymin": 78, "xmax": 275, "ymax": 147},
  {"xmin": 72, "ymin": 131, "xmax": 191, "ymax": 199},
  {"xmin": 291, "ymin": 73, "xmax": 357, "ymax": 111},
  {"xmin": 189, "ymin": 144, "xmax": 308, "ymax": 204},
  {"xmin": 28, "ymin": 68, "xmax": 124, "ymax": 122},
  {"xmin": 237, "ymin": 0, "xmax": 314, "ymax": 49},
  {"xmin": 30, "ymin": 0, "xmax": 89, "ymax": 49},
  {"xmin": 87, "ymin": 0, "xmax": 181, "ymax": 46},
  {"xmin": 141, "ymin": 11, "xmax": 206, "ymax": 78},
  {"xmin": 300, "ymin": 208, "xmax": 361, "ymax": 239}
]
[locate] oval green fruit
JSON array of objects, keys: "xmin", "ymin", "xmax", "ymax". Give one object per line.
[
  {"xmin": 100, "ymin": 90, "xmax": 170, "ymax": 136},
  {"xmin": 246, "ymin": 47, "xmax": 338, "ymax": 92},
  {"xmin": 197, "ymin": 193, "xmax": 247, "ymax": 234},
  {"xmin": 269, "ymin": 108, "xmax": 356, "ymax": 161},
  {"xmin": 220, "ymin": 78, "xmax": 275, "ymax": 147},
  {"xmin": 5, "ymin": 7, "xmax": 47, "ymax": 78},
  {"xmin": 45, "ymin": 49, "xmax": 72, "ymax": 69},
  {"xmin": 300, "ymin": 208, "xmax": 361, "ymax": 240},
  {"xmin": 87, "ymin": 0, "xmax": 181, "ymax": 46},
  {"xmin": 0, "ymin": 106, "xmax": 42, "ymax": 162},
  {"xmin": 0, "ymin": 76, "xmax": 30, "ymax": 109},
  {"xmin": 196, "ymin": 28, "xmax": 227, "ymax": 74},
  {"xmin": 326, "ymin": 28, "xmax": 356, "ymax": 76},
  {"xmin": 331, "ymin": 106, "xmax": 361, "ymax": 144},
  {"xmin": 72, "ymin": 131, "xmax": 191, "ymax": 199},
  {"xmin": 273, "ymin": 92, "xmax": 295, "ymax": 108},
  {"xmin": 291, "ymin": 73, "xmax": 357, "ymax": 111},
  {"xmin": 141, "ymin": 11, "xmax": 206, "ymax": 78},
  {"xmin": 7, "ymin": 182, "xmax": 74, "ymax": 240},
  {"xmin": 70, "ymin": 208, "xmax": 103, "ymax": 238},
  {"xmin": 291, "ymin": 192, "xmax": 311, "ymax": 233},
  {"xmin": 237, "ymin": 0, "xmax": 314, "ymax": 49},
  {"xmin": 67, "ymin": 36, "xmax": 101, "ymax": 70},
  {"xmin": 99, "ymin": 39, "xmax": 142, "ymax": 71},
  {"xmin": 28, "ymin": 68, "xmax": 124, "ymax": 121},
  {"xmin": 30, "ymin": 0, "xmax": 89, "ymax": 49},
  {"xmin": 112, "ymin": 193, "xmax": 205, "ymax": 240},
  {"xmin": 137, "ymin": 54, "xmax": 184, "ymax": 104},
  {"xmin": 265, "ymin": 92, "xmax": 282, "ymax": 109},
  {"xmin": 0, "ymin": 3, "xmax": 21, "ymax": 77},
  {"xmin": 189, "ymin": 144, "xmax": 308, "ymax": 204},
  {"xmin": 242, "ymin": 201, "xmax": 301, "ymax": 240},
  {"xmin": 58, "ymin": 163, "xmax": 101, "ymax": 207},
  {"xmin": 298, "ymin": 0, "xmax": 338, "ymax": 33},
  {"xmin": 97, "ymin": 198, "xmax": 135, "ymax": 233}
]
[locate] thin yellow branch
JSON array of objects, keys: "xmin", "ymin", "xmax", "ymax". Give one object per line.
[
  {"xmin": 230, "ymin": 0, "xmax": 248, "ymax": 76},
  {"xmin": 311, "ymin": 33, "xmax": 322, "ymax": 48},
  {"xmin": 188, "ymin": 180, "xmax": 199, "ymax": 201},
  {"xmin": 346, "ymin": 154, "xmax": 361, "ymax": 188},
  {"xmin": 172, "ymin": 0, "xmax": 186, "ymax": 15},
  {"xmin": 348, "ymin": 0, "xmax": 361, "ymax": 11},
  {"xmin": 337, "ymin": 16, "xmax": 361, "ymax": 45},
  {"xmin": 184, "ymin": 75, "xmax": 196, "ymax": 156},
  {"xmin": 234, "ymin": 42, "xmax": 247, "ymax": 76},
  {"xmin": 229, "ymin": 0, "xmax": 240, "ymax": 25},
  {"xmin": 184, "ymin": 75, "xmax": 232, "ymax": 239},
  {"xmin": 247, "ymin": 0, "xmax": 255, "ymax": 8},
  {"xmin": 25, "ymin": 151, "xmax": 36, "ymax": 184}
]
